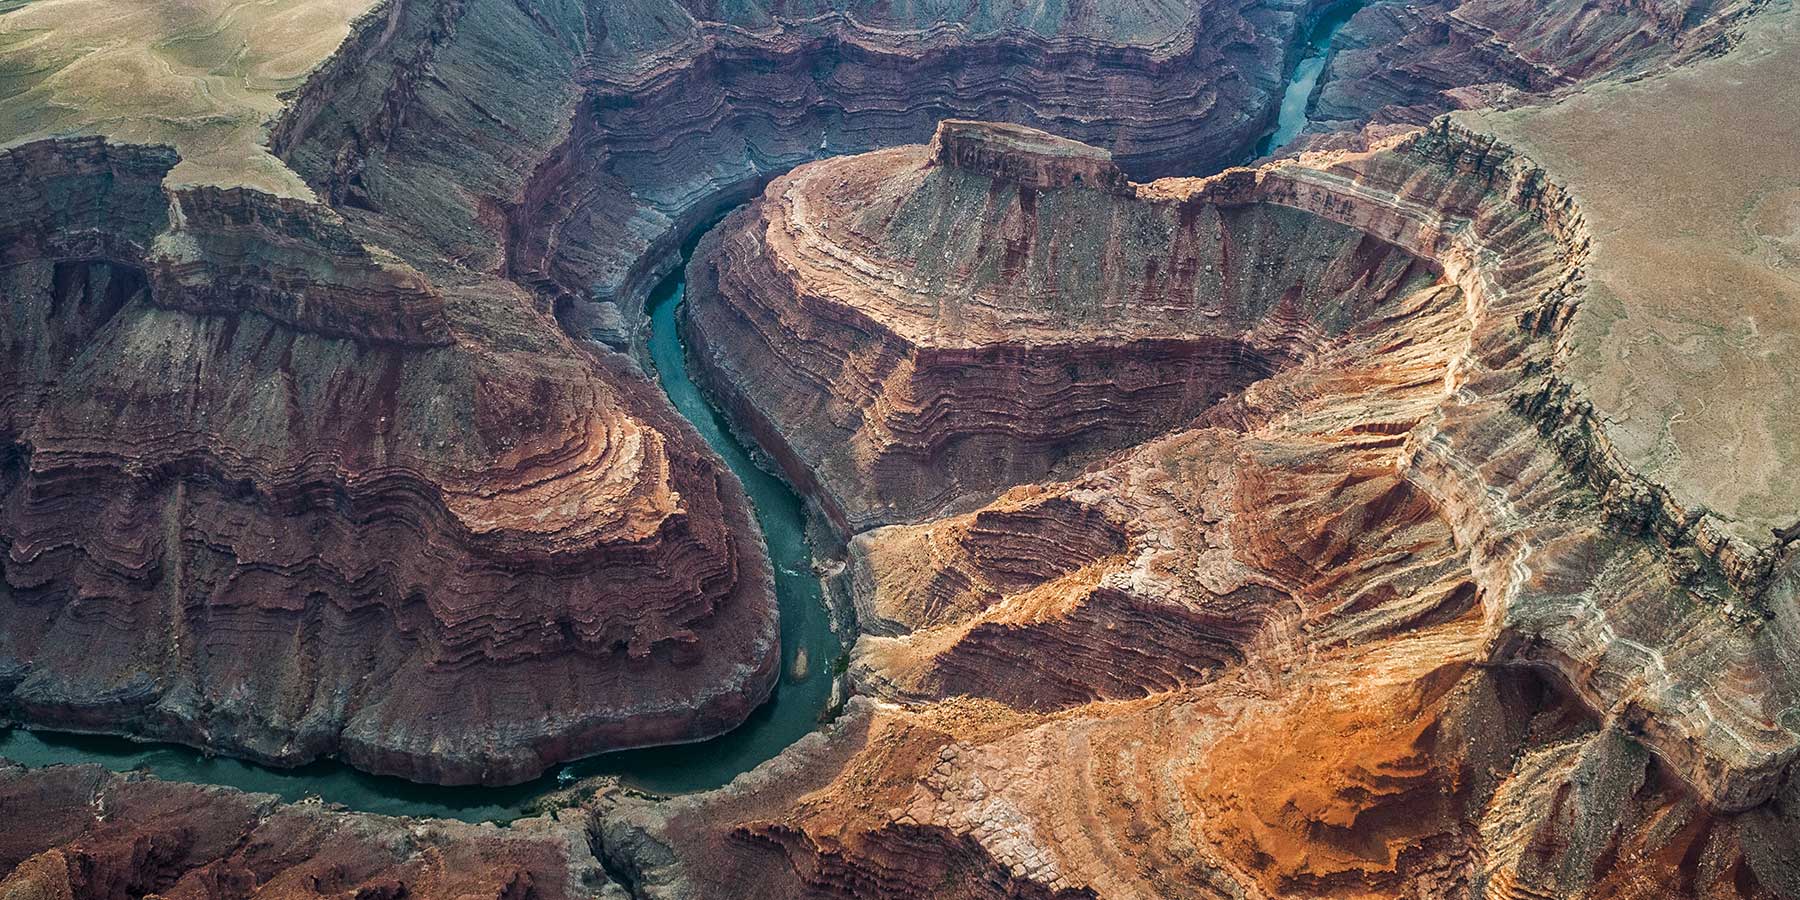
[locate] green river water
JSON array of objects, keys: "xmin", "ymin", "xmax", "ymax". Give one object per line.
[
  {"xmin": 0, "ymin": 256, "xmax": 841, "ymax": 823},
  {"xmin": 0, "ymin": 7, "xmax": 1363, "ymax": 817}
]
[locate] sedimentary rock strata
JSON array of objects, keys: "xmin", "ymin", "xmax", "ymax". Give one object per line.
[
  {"xmin": 1294, "ymin": 0, "xmax": 1761, "ymax": 153},
  {"xmin": 254, "ymin": 0, "xmax": 1767, "ymax": 356},
  {"xmin": 686, "ymin": 121, "xmax": 1438, "ymax": 529},
  {"xmin": 646, "ymin": 112, "xmax": 1800, "ymax": 896},
  {"xmin": 0, "ymin": 762, "xmax": 622, "ymax": 899},
  {"xmin": 271, "ymin": 0, "xmax": 1325, "ymax": 349},
  {"xmin": 6, "ymin": 0, "xmax": 1800, "ymax": 894},
  {"xmin": 0, "ymin": 135, "xmax": 778, "ymax": 786}
]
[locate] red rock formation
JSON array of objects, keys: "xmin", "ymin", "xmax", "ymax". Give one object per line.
[
  {"xmin": 602, "ymin": 120, "xmax": 1800, "ymax": 898},
  {"xmin": 0, "ymin": 763, "xmax": 616, "ymax": 899},
  {"xmin": 6, "ymin": 0, "xmax": 1798, "ymax": 892},
  {"xmin": 684, "ymin": 120, "xmax": 1435, "ymax": 530},
  {"xmin": 0, "ymin": 136, "xmax": 778, "ymax": 786},
  {"xmin": 270, "ymin": 0, "xmax": 1323, "ymax": 349}
]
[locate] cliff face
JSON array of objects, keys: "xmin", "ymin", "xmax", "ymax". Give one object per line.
[
  {"xmin": 5, "ymin": 0, "xmax": 1798, "ymax": 893},
  {"xmin": 250, "ymin": 0, "xmax": 1770, "ymax": 368},
  {"xmin": 685, "ymin": 121, "xmax": 1437, "ymax": 531},
  {"xmin": 0, "ymin": 763, "xmax": 620, "ymax": 900},
  {"xmin": 1293, "ymin": 0, "xmax": 1762, "ymax": 152},
  {"xmin": 0, "ymin": 136, "xmax": 778, "ymax": 786},
  {"xmin": 633, "ymin": 120, "xmax": 1800, "ymax": 898},
  {"xmin": 270, "ymin": 0, "xmax": 1317, "ymax": 349}
]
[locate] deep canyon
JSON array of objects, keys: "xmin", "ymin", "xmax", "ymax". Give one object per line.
[{"xmin": 2, "ymin": 0, "xmax": 1800, "ymax": 897}]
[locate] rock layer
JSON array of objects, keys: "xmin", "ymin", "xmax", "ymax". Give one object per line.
[
  {"xmin": 1292, "ymin": 0, "xmax": 1761, "ymax": 153},
  {"xmin": 0, "ymin": 762, "xmax": 621, "ymax": 900},
  {"xmin": 686, "ymin": 121, "xmax": 1437, "ymax": 530},
  {"xmin": 270, "ymin": 0, "xmax": 1323, "ymax": 350},
  {"xmin": 0, "ymin": 136, "xmax": 778, "ymax": 786},
  {"xmin": 634, "ymin": 117, "xmax": 1800, "ymax": 897}
]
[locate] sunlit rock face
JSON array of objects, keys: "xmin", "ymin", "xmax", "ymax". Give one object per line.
[
  {"xmin": 615, "ymin": 119, "xmax": 1800, "ymax": 898},
  {"xmin": 3, "ymin": 0, "xmax": 1799, "ymax": 893},
  {"xmin": 0, "ymin": 136, "xmax": 779, "ymax": 786},
  {"xmin": 264, "ymin": 0, "xmax": 1760, "ymax": 353}
]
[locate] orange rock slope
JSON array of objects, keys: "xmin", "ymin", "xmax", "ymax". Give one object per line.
[{"xmin": 622, "ymin": 118, "xmax": 1800, "ymax": 898}]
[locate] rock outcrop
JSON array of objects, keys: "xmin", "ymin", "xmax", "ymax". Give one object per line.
[
  {"xmin": 685, "ymin": 120, "xmax": 1437, "ymax": 530},
  {"xmin": 1290, "ymin": 0, "xmax": 1762, "ymax": 153},
  {"xmin": 270, "ymin": 0, "xmax": 1324, "ymax": 350},
  {"xmin": 7, "ymin": 0, "xmax": 1800, "ymax": 894},
  {"xmin": 0, "ymin": 762, "xmax": 622, "ymax": 899},
  {"xmin": 638, "ymin": 118, "xmax": 1800, "ymax": 897},
  {"xmin": 0, "ymin": 136, "xmax": 779, "ymax": 786}
]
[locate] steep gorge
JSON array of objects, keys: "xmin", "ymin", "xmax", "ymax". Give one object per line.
[
  {"xmin": 3, "ymin": 0, "xmax": 1797, "ymax": 895},
  {"xmin": 685, "ymin": 120, "xmax": 1441, "ymax": 531},
  {"xmin": 265, "ymin": 0, "xmax": 1747, "ymax": 357},
  {"xmin": 0, "ymin": 136, "xmax": 779, "ymax": 787},
  {"xmin": 626, "ymin": 115, "xmax": 1800, "ymax": 898}
]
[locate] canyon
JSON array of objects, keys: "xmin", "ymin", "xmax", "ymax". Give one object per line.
[{"xmin": 1, "ymin": 0, "xmax": 1798, "ymax": 897}]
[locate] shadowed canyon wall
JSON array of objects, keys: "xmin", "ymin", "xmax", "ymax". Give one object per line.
[
  {"xmin": 266, "ymin": 0, "xmax": 1750, "ymax": 354},
  {"xmin": 0, "ymin": 762, "xmax": 622, "ymax": 899},
  {"xmin": 2, "ymin": 0, "xmax": 1796, "ymax": 895},
  {"xmin": 685, "ymin": 120, "xmax": 1440, "ymax": 531}
]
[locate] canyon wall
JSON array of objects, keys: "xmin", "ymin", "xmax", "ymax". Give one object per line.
[
  {"xmin": 0, "ymin": 762, "xmax": 621, "ymax": 900},
  {"xmin": 684, "ymin": 122, "xmax": 1436, "ymax": 530},
  {"xmin": 1296, "ymin": 0, "xmax": 1764, "ymax": 151},
  {"xmin": 0, "ymin": 136, "xmax": 779, "ymax": 786},
  {"xmin": 2, "ymin": 0, "xmax": 1794, "ymax": 893},
  {"xmin": 270, "ymin": 0, "xmax": 1324, "ymax": 350},
  {"xmin": 264, "ymin": 0, "xmax": 1759, "ymax": 354},
  {"xmin": 636, "ymin": 118, "xmax": 1800, "ymax": 898}
]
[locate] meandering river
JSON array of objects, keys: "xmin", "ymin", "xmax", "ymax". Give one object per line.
[
  {"xmin": 0, "ymin": 12, "xmax": 1362, "ymax": 817},
  {"xmin": 1254, "ymin": 1, "xmax": 1363, "ymax": 158},
  {"xmin": 0, "ymin": 245, "xmax": 840, "ymax": 823}
]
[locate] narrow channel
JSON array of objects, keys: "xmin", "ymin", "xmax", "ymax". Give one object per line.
[
  {"xmin": 0, "ymin": 234, "xmax": 841, "ymax": 823},
  {"xmin": 1253, "ymin": 1, "xmax": 1364, "ymax": 158}
]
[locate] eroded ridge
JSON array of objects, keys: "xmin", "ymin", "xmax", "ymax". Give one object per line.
[
  {"xmin": 273, "ymin": 0, "xmax": 1319, "ymax": 351},
  {"xmin": 0, "ymin": 136, "xmax": 778, "ymax": 786},
  {"xmin": 261, "ymin": 0, "xmax": 1749, "ymax": 356},
  {"xmin": 686, "ymin": 121, "xmax": 1439, "ymax": 531},
  {"xmin": 0, "ymin": 762, "xmax": 615, "ymax": 899},
  {"xmin": 636, "ymin": 119, "xmax": 1800, "ymax": 897}
]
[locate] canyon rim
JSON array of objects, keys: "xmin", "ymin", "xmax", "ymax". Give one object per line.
[{"xmin": 3, "ymin": 0, "xmax": 1800, "ymax": 898}]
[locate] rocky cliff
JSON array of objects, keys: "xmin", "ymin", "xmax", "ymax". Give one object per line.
[
  {"xmin": 1292, "ymin": 0, "xmax": 1762, "ymax": 152},
  {"xmin": 685, "ymin": 121, "xmax": 1437, "ymax": 530},
  {"xmin": 635, "ymin": 118, "xmax": 1800, "ymax": 898},
  {"xmin": 269, "ymin": 0, "xmax": 1324, "ymax": 350},
  {"xmin": 0, "ymin": 136, "xmax": 779, "ymax": 786},
  {"xmin": 0, "ymin": 762, "xmax": 622, "ymax": 900},
  {"xmin": 5, "ymin": 0, "xmax": 1798, "ymax": 894}
]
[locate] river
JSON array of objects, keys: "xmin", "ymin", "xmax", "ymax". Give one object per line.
[
  {"xmin": 0, "ymin": 14, "xmax": 1360, "ymax": 818},
  {"xmin": 0, "ymin": 243, "xmax": 841, "ymax": 823},
  {"xmin": 1254, "ymin": 1, "xmax": 1363, "ymax": 158}
]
